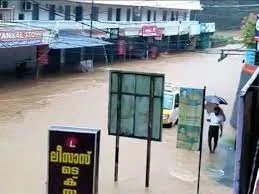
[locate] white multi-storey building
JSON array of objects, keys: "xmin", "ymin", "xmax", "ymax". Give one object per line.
[
  {"xmin": 0, "ymin": 0, "xmax": 215, "ymax": 37},
  {"xmin": 10, "ymin": 0, "xmax": 196, "ymax": 21},
  {"xmin": 0, "ymin": 0, "xmax": 215, "ymax": 74}
]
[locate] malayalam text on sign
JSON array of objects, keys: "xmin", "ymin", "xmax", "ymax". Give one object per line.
[{"xmin": 48, "ymin": 126, "xmax": 100, "ymax": 194}]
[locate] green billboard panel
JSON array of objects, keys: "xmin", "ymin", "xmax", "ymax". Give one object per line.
[
  {"xmin": 108, "ymin": 70, "xmax": 165, "ymax": 141},
  {"xmin": 176, "ymin": 87, "xmax": 205, "ymax": 151}
]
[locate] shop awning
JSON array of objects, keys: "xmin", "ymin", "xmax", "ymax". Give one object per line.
[{"xmin": 49, "ymin": 34, "xmax": 113, "ymax": 49}]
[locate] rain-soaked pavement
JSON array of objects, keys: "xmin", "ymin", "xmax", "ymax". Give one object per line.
[{"xmin": 0, "ymin": 47, "xmax": 242, "ymax": 194}]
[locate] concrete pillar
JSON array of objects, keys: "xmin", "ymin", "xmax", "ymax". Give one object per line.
[
  {"xmin": 80, "ymin": 47, "xmax": 85, "ymax": 61},
  {"xmin": 60, "ymin": 49, "xmax": 65, "ymax": 72}
]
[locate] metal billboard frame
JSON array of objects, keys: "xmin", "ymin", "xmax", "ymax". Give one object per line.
[
  {"xmin": 108, "ymin": 70, "xmax": 164, "ymax": 141},
  {"xmin": 108, "ymin": 70, "xmax": 165, "ymax": 188}
]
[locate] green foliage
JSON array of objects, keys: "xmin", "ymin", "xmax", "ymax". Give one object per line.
[
  {"xmin": 210, "ymin": 34, "xmax": 241, "ymax": 45},
  {"xmin": 210, "ymin": 35, "xmax": 227, "ymax": 42},
  {"xmin": 241, "ymin": 13, "xmax": 257, "ymax": 48}
]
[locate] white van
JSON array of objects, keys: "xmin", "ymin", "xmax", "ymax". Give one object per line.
[{"xmin": 163, "ymin": 83, "xmax": 180, "ymax": 128}]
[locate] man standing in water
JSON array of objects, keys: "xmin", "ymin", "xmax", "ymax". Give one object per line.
[{"xmin": 207, "ymin": 107, "xmax": 224, "ymax": 153}]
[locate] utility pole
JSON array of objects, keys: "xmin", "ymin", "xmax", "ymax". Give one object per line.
[
  {"xmin": 90, "ymin": 0, "xmax": 94, "ymax": 38},
  {"xmin": 256, "ymin": 14, "xmax": 259, "ymax": 50},
  {"xmin": 255, "ymin": 14, "xmax": 259, "ymax": 65}
]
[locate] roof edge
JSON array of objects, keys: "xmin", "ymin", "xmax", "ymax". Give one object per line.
[{"xmin": 240, "ymin": 67, "xmax": 259, "ymax": 96}]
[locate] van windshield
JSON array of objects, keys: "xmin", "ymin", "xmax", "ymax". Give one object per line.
[{"xmin": 163, "ymin": 93, "xmax": 174, "ymax": 110}]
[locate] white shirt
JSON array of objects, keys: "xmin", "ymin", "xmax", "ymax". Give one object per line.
[{"xmin": 208, "ymin": 113, "xmax": 224, "ymax": 126}]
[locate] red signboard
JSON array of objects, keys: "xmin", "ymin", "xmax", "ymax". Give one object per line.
[
  {"xmin": 0, "ymin": 30, "xmax": 45, "ymax": 42},
  {"xmin": 139, "ymin": 25, "xmax": 164, "ymax": 37},
  {"xmin": 142, "ymin": 25, "xmax": 158, "ymax": 37},
  {"xmin": 37, "ymin": 45, "xmax": 49, "ymax": 65}
]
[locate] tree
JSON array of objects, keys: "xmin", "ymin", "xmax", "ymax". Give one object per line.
[{"xmin": 241, "ymin": 13, "xmax": 257, "ymax": 48}]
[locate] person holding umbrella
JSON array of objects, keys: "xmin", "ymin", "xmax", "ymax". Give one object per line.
[
  {"xmin": 205, "ymin": 95, "xmax": 228, "ymax": 153},
  {"xmin": 207, "ymin": 106, "xmax": 224, "ymax": 153},
  {"xmin": 205, "ymin": 95, "xmax": 227, "ymax": 120}
]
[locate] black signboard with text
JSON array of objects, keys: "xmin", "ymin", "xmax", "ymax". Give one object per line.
[{"xmin": 48, "ymin": 126, "xmax": 100, "ymax": 194}]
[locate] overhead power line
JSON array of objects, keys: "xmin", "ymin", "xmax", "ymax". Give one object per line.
[{"xmin": 28, "ymin": 0, "xmax": 113, "ymax": 36}]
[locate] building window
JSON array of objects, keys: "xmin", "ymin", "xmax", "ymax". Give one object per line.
[
  {"xmin": 153, "ymin": 10, "xmax": 156, "ymax": 21},
  {"xmin": 92, "ymin": 7, "xmax": 99, "ymax": 21},
  {"xmin": 22, "ymin": 1, "xmax": 32, "ymax": 10},
  {"xmin": 2, "ymin": 0, "xmax": 8, "ymax": 8},
  {"xmin": 0, "ymin": 14, "xmax": 3, "ymax": 20},
  {"xmin": 75, "ymin": 6, "xmax": 83, "ymax": 21},
  {"xmin": 65, "ymin": 5, "xmax": 71, "ymax": 20},
  {"xmin": 126, "ymin": 8, "xmax": 131, "ymax": 21},
  {"xmin": 32, "ymin": 3, "xmax": 39, "ymax": 20},
  {"xmin": 147, "ymin": 10, "xmax": 151, "ymax": 21},
  {"xmin": 49, "ymin": 4, "xmax": 56, "ymax": 20},
  {"xmin": 19, "ymin": 13, "xmax": 25, "ymax": 20},
  {"xmin": 176, "ymin": 11, "xmax": 179, "ymax": 20},
  {"xmin": 116, "ymin": 8, "xmax": 121, "ymax": 21},
  {"xmin": 162, "ymin": 10, "xmax": 167, "ymax": 21},
  {"xmin": 133, "ymin": 7, "xmax": 142, "ymax": 21},
  {"xmin": 108, "ymin": 8, "xmax": 113, "ymax": 21},
  {"xmin": 171, "ymin": 11, "xmax": 175, "ymax": 21}
]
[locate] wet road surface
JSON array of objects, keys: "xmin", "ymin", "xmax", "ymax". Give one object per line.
[{"xmin": 0, "ymin": 49, "xmax": 242, "ymax": 194}]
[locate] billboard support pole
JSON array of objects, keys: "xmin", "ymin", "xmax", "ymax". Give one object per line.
[
  {"xmin": 114, "ymin": 73, "xmax": 122, "ymax": 182},
  {"xmin": 197, "ymin": 86, "xmax": 206, "ymax": 194},
  {"xmin": 145, "ymin": 77, "xmax": 154, "ymax": 188}
]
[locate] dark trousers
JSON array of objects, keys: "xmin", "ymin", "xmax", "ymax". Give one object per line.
[{"xmin": 208, "ymin": 125, "xmax": 219, "ymax": 153}]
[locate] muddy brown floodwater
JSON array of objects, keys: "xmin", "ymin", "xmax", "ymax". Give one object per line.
[{"xmin": 0, "ymin": 48, "xmax": 242, "ymax": 194}]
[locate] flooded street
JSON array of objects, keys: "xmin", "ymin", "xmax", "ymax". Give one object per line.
[{"xmin": 0, "ymin": 50, "xmax": 242, "ymax": 194}]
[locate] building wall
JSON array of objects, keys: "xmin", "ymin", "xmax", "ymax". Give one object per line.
[
  {"xmin": 0, "ymin": 46, "xmax": 36, "ymax": 72},
  {"xmin": 11, "ymin": 0, "xmax": 190, "ymax": 22},
  {"xmin": 239, "ymin": 77, "xmax": 259, "ymax": 194}
]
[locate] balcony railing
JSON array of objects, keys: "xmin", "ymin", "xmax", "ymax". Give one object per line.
[{"xmin": 14, "ymin": 20, "xmax": 215, "ymax": 36}]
